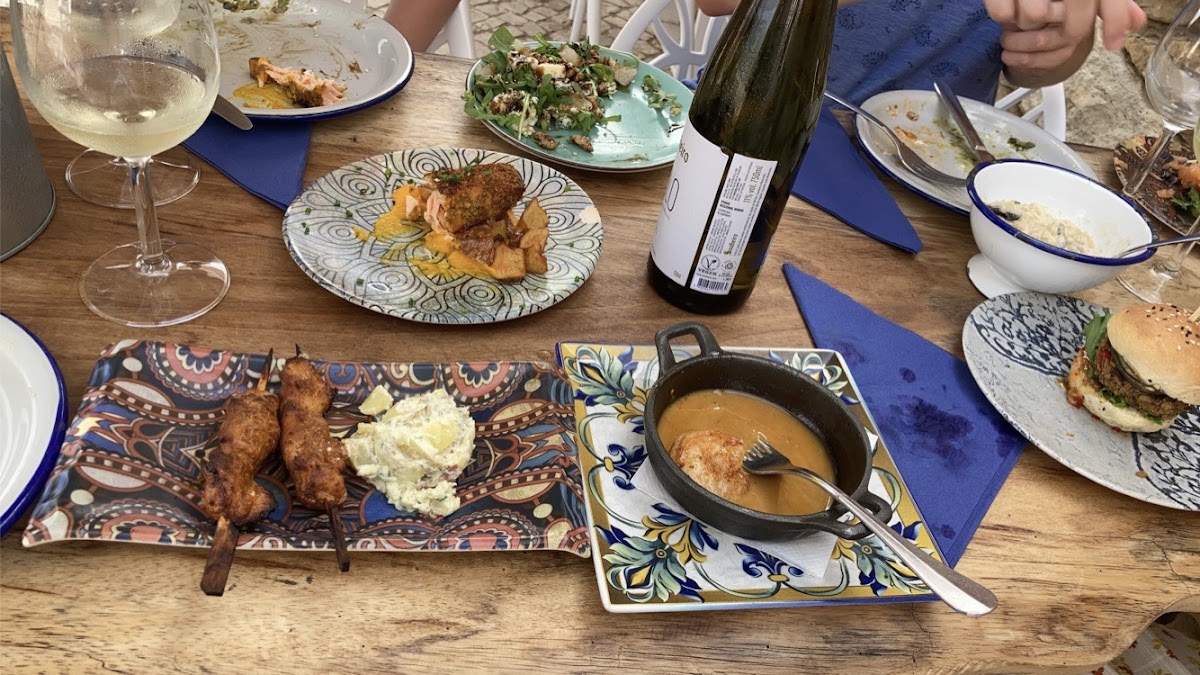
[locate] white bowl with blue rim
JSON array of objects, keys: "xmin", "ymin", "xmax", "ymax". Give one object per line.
[{"xmin": 965, "ymin": 160, "xmax": 1156, "ymax": 298}]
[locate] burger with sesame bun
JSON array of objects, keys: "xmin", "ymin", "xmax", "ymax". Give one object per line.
[{"xmin": 1064, "ymin": 303, "xmax": 1200, "ymax": 433}]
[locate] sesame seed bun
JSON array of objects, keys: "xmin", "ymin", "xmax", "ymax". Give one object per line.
[
  {"xmin": 1064, "ymin": 350, "xmax": 1174, "ymax": 433},
  {"xmin": 1105, "ymin": 304, "xmax": 1200, "ymax": 405}
]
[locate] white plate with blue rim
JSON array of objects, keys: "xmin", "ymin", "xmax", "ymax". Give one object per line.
[
  {"xmin": 855, "ymin": 90, "xmax": 1097, "ymax": 214},
  {"xmin": 963, "ymin": 292, "xmax": 1199, "ymax": 511},
  {"xmin": 213, "ymin": 0, "xmax": 414, "ymax": 121},
  {"xmin": 0, "ymin": 313, "xmax": 68, "ymax": 534}
]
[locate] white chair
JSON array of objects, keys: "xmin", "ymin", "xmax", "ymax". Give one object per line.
[
  {"xmin": 610, "ymin": 0, "xmax": 727, "ymax": 82},
  {"xmin": 995, "ymin": 84, "xmax": 1067, "ymax": 141},
  {"xmin": 569, "ymin": 0, "xmax": 602, "ymax": 43},
  {"xmin": 428, "ymin": 0, "xmax": 476, "ymax": 59}
]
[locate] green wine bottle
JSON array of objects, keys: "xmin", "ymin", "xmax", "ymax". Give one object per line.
[{"xmin": 648, "ymin": 0, "xmax": 837, "ymax": 314}]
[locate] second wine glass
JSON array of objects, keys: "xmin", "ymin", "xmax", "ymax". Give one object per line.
[
  {"xmin": 11, "ymin": 0, "xmax": 230, "ymax": 327},
  {"xmin": 1119, "ymin": 117, "xmax": 1200, "ymax": 306},
  {"xmin": 1122, "ymin": 0, "xmax": 1200, "ymax": 199}
]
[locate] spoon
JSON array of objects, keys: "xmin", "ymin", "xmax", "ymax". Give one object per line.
[
  {"xmin": 1116, "ymin": 232, "xmax": 1200, "ymax": 257},
  {"xmin": 823, "ymin": 91, "xmax": 968, "ymax": 188},
  {"xmin": 743, "ymin": 439, "xmax": 998, "ymax": 617}
]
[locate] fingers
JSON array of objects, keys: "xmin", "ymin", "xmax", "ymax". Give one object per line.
[
  {"xmin": 988, "ymin": 0, "xmax": 1065, "ymax": 29},
  {"xmin": 1098, "ymin": 0, "xmax": 1134, "ymax": 50},
  {"xmin": 1000, "ymin": 26, "xmax": 1070, "ymax": 54}
]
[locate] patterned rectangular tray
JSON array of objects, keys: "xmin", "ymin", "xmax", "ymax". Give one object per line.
[
  {"xmin": 558, "ymin": 342, "xmax": 943, "ymax": 612},
  {"xmin": 23, "ymin": 340, "xmax": 590, "ymax": 556}
]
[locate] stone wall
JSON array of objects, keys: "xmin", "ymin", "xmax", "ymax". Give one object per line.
[{"xmin": 1059, "ymin": 0, "xmax": 1186, "ymax": 147}]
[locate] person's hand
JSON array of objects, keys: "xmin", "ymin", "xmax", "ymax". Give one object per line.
[
  {"xmin": 985, "ymin": 0, "xmax": 1147, "ymax": 86},
  {"xmin": 986, "ymin": 0, "xmax": 1147, "ymax": 54}
]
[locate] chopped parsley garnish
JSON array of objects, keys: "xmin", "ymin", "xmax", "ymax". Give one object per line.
[
  {"xmin": 1007, "ymin": 137, "xmax": 1036, "ymax": 151},
  {"xmin": 1171, "ymin": 186, "xmax": 1200, "ymax": 218},
  {"xmin": 304, "ymin": 206, "xmax": 312, "ymax": 215}
]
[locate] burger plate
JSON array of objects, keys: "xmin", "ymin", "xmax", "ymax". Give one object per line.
[{"xmin": 963, "ymin": 292, "xmax": 1200, "ymax": 511}]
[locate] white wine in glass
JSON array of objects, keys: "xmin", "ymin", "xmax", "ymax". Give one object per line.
[
  {"xmin": 11, "ymin": 0, "xmax": 230, "ymax": 327},
  {"xmin": 1118, "ymin": 116, "xmax": 1200, "ymax": 306},
  {"xmin": 59, "ymin": 0, "xmax": 200, "ymax": 208}
]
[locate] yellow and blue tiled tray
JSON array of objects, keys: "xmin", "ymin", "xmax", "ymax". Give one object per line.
[{"xmin": 558, "ymin": 342, "xmax": 943, "ymax": 613}]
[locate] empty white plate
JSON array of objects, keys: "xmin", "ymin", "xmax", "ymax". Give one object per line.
[{"xmin": 0, "ymin": 314, "xmax": 68, "ymax": 534}]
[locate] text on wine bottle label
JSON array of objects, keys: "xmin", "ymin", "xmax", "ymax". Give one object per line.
[{"xmin": 650, "ymin": 125, "xmax": 777, "ymax": 295}]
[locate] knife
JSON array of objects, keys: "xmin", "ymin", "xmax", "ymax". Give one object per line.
[
  {"xmin": 932, "ymin": 79, "xmax": 994, "ymax": 164},
  {"xmin": 212, "ymin": 94, "xmax": 254, "ymax": 131}
]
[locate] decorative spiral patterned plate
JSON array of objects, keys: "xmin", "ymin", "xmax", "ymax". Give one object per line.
[
  {"xmin": 282, "ymin": 148, "xmax": 603, "ymax": 324},
  {"xmin": 23, "ymin": 341, "xmax": 591, "ymax": 556},
  {"xmin": 559, "ymin": 342, "xmax": 942, "ymax": 612},
  {"xmin": 963, "ymin": 293, "xmax": 1200, "ymax": 510}
]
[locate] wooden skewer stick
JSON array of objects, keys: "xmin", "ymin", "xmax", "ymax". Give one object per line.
[
  {"xmin": 199, "ymin": 348, "xmax": 276, "ymax": 597},
  {"xmin": 201, "ymin": 516, "xmax": 239, "ymax": 596},
  {"xmin": 259, "ymin": 348, "xmax": 275, "ymax": 392},
  {"xmin": 328, "ymin": 505, "xmax": 351, "ymax": 572},
  {"xmin": 1189, "ymin": 306, "xmax": 1200, "ymax": 323}
]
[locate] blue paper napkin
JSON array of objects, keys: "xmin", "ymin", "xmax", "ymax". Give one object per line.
[
  {"xmin": 783, "ymin": 263, "xmax": 1025, "ymax": 566},
  {"xmin": 792, "ymin": 106, "xmax": 923, "ymax": 254},
  {"xmin": 182, "ymin": 115, "xmax": 311, "ymax": 210}
]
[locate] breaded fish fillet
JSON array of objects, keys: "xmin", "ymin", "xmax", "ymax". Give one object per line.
[
  {"xmin": 424, "ymin": 163, "xmax": 524, "ymax": 233},
  {"xmin": 667, "ymin": 430, "xmax": 750, "ymax": 502}
]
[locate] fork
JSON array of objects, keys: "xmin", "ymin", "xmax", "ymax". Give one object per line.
[
  {"xmin": 824, "ymin": 91, "xmax": 969, "ymax": 188},
  {"xmin": 743, "ymin": 439, "xmax": 998, "ymax": 617}
]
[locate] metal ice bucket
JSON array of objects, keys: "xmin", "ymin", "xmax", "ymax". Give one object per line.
[{"xmin": 1, "ymin": 44, "xmax": 56, "ymax": 261}]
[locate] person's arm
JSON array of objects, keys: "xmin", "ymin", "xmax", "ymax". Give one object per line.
[
  {"xmin": 384, "ymin": 0, "xmax": 460, "ymax": 53},
  {"xmin": 986, "ymin": 0, "xmax": 1147, "ymax": 88}
]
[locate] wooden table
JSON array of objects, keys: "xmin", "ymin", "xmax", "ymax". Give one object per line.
[{"xmin": 2, "ymin": 49, "xmax": 1198, "ymax": 674}]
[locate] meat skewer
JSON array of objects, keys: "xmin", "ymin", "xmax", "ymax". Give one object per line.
[
  {"xmin": 280, "ymin": 346, "xmax": 351, "ymax": 572},
  {"xmin": 200, "ymin": 349, "xmax": 280, "ymax": 596}
]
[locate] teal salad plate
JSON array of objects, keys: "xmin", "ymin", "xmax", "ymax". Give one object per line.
[{"xmin": 465, "ymin": 41, "xmax": 692, "ymax": 173}]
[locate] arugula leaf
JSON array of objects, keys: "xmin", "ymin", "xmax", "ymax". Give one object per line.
[
  {"xmin": 1082, "ymin": 310, "xmax": 1112, "ymax": 364},
  {"xmin": 1170, "ymin": 187, "xmax": 1200, "ymax": 218},
  {"xmin": 488, "ymin": 26, "xmax": 517, "ymax": 54},
  {"xmin": 641, "ymin": 74, "xmax": 681, "ymax": 116}
]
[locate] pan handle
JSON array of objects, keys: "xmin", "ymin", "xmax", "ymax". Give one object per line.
[
  {"xmin": 654, "ymin": 322, "xmax": 722, "ymax": 377},
  {"xmin": 807, "ymin": 492, "xmax": 894, "ymax": 540}
]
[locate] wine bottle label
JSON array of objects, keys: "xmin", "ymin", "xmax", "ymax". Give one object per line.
[{"xmin": 651, "ymin": 125, "xmax": 777, "ymax": 295}]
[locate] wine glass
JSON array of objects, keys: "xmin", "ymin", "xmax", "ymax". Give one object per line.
[
  {"xmin": 11, "ymin": 0, "xmax": 230, "ymax": 327},
  {"xmin": 66, "ymin": 148, "xmax": 200, "ymax": 209},
  {"xmin": 1118, "ymin": 116, "xmax": 1200, "ymax": 305},
  {"xmin": 56, "ymin": 0, "xmax": 202, "ymax": 209},
  {"xmin": 1121, "ymin": 0, "xmax": 1200, "ymax": 199}
]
